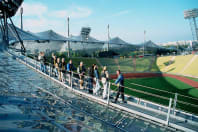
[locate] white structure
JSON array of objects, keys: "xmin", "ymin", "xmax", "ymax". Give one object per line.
[
  {"xmin": 5, "ymin": 25, "xmax": 138, "ymax": 53},
  {"xmin": 12, "ymin": 29, "xmax": 68, "ymax": 54},
  {"xmin": 159, "ymin": 40, "xmax": 198, "ymax": 47},
  {"xmin": 103, "ymin": 37, "xmax": 132, "ymax": 50},
  {"xmin": 68, "ymin": 27, "xmax": 104, "ymax": 51},
  {"xmin": 15, "ymin": 40, "xmax": 67, "ymax": 54},
  {"xmin": 69, "ymin": 35, "xmax": 104, "ymax": 51}
]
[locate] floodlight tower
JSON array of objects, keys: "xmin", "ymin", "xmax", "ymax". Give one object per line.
[
  {"xmin": 80, "ymin": 27, "xmax": 91, "ymax": 51},
  {"xmin": 81, "ymin": 27, "xmax": 91, "ymax": 41},
  {"xmin": 184, "ymin": 8, "xmax": 198, "ymax": 41}
]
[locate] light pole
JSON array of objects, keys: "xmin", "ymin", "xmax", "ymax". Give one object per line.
[
  {"xmin": 107, "ymin": 24, "xmax": 110, "ymax": 51},
  {"xmin": 20, "ymin": 7, "xmax": 23, "ymax": 30},
  {"xmin": 143, "ymin": 30, "xmax": 146, "ymax": 56},
  {"xmin": 67, "ymin": 17, "xmax": 70, "ymax": 57}
]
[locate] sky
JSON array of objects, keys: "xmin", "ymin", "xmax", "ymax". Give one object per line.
[{"xmin": 12, "ymin": 0, "xmax": 198, "ymax": 44}]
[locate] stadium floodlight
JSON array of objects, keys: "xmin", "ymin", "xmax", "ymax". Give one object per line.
[
  {"xmin": 184, "ymin": 8, "xmax": 198, "ymax": 41},
  {"xmin": 81, "ymin": 27, "xmax": 91, "ymax": 41}
]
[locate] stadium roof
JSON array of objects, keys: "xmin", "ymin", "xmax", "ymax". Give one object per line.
[
  {"xmin": 108, "ymin": 37, "xmax": 131, "ymax": 45},
  {"xmin": 141, "ymin": 40, "xmax": 162, "ymax": 48},
  {"xmin": 1, "ymin": 24, "xmax": 40, "ymax": 42},
  {"xmin": 69, "ymin": 35, "xmax": 104, "ymax": 44},
  {"xmin": 35, "ymin": 30, "xmax": 68, "ymax": 41}
]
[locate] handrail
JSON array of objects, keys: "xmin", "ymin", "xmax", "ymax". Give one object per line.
[
  {"xmin": 111, "ymin": 83, "xmax": 170, "ymax": 101},
  {"xmin": 129, "ymin": 82, "xmax": 198, "ymax": 101},
  {"xmin": 177, "ymin": 100, "xmax": 198, "ymax": 108}
]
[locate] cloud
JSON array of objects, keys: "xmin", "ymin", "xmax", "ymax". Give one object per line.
[
  {"xmin": 23, "ymin": 18, "xmax": 47, "ymax": 32},
  {"xmin": 52, "ymin": 6, "xmax": 92, "ymax": 18},
  {"xmin": 112, "ymin": 10, "xmax": 130, "ymax": 17},
  {"xmin": 15, "ymin": 2, "xmax": 47, "ymax": 17},
  {"xmin": 13, "ymin": 2, "xmax": 92, "ymax": 35},
  {"xmin": 13, "ymin": 2, "xmax": 49, "ymax": 32},
  {"xmin": 23, "ymin": 17, "xmax": 65, "ymax": 33}
]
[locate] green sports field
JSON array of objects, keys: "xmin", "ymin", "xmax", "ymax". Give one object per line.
[
  {"xmin": 111, "ymin": 76, "xmax": 198, "ymax": 114},
  {"xmin": 186, "ymin": 77, "xmax": 198, "ymax": 82}
]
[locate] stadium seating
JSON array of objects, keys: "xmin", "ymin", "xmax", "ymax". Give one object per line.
[{"xmin": 182, "ymin": 55, "xmax": 198, "ymax": 76}]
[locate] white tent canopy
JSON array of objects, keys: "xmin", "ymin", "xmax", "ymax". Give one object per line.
[
  {"xmin": 141, "ymin": 40, "xmax": 162, "ymax": 48},
  {"xmin": 35, "ymin": 30, "xmax": 68, "ymax": 41},
  {"xmin": 1, "ymin": 24, "xmax": 40, "ymax": 42},
  {"xmin": 108, "ymin": 37, "xmax": 131, "ymax": 45}
]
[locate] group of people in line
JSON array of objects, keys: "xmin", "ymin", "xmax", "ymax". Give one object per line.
[{"xmin": 38, "ymin": 52, "xmax": 126, "ymax": 103}]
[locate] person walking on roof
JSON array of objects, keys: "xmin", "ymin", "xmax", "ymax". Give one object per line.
[
  {"xmin": 38, "ymin": 52, "xmax": 46, "ymax": 73},
  {"xmin": 56, "ymin": 58, "xmax": 62, "ymax": 81},
  {"xmin": 77, "ymin": 61, "xmax": 86, "ymax": 89},
  {"xmin": 101, "ymin": 66, "xmax": 109, "ymax": 99},
  {"xmin": 112, "ymin": 70, "xmax": 126, "ymax": 103},
  {"xmin": 43, "ymin": 52, "xmax": 48, "ymax": 74},
  {"xmin": 50, "ymin": 53, "xmax": 55, "ymax": 76},
  {"xmin": 87, "ymin": 67, "xmax": 93, "ymax": 94},
  {"xmin": 61, "ymin": 58, "xmax": 66, "ymax": 82},
  {"xmin": 67, "ymin": 59, "xmax": 75, "ymax": 85},
  {"xmin": 52, "ymin": 54, "xmax": 58, "ymax": 77},
  {"xmin": 93, "ymin": 65, "xmax": 101, "ymax": 95}
]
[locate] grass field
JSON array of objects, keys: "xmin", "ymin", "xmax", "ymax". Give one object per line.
[
  {"xmin": 186, "ymin": 76, "xmax": 198, "ymax": 82},
  {"xmin": 50, "ymin": 55, "xmax": 198, "ymax": 77},
  {"xmin": 117, "ymin": 58, "xmax": 134, "ymax": 73},
  {"xmin": 98, "ymin": 57, "xmax": 155, "ymax": 73},
  {"xmin": 110, "ymin": 76, "xmax": 198, "ymax": 114},
  {"xmin": 135, "ymin": 57, "xmax": 153, "ymax": 72},
  {"xmin": 68, "ymin": 57, "xmax": 99, "ymax": 68},
  {"xmin": 98, "ymin": 58, "xmax": 120, "ymax": 73}
]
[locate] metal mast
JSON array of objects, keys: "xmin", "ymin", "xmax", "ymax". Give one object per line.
[
  {"xmin": 20, "ymin": 7, "xmax": 23, "ymax": 30},
  {"xmin": 67, "ymin": 17, "xmax": 70, "ymax": 57},
  {"xmin": 107, "ymin": 24, "xmax": 110, "ymax": 51},
  {"xmin": 143, "ymin": 30, "xmax": 146, "ymax": 56}
]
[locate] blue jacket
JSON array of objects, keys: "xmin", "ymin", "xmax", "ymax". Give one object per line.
[
  {"xmin": 94, "ymin": 69, "xmax": 99, "ymax": 79},
  {"xmin": 115, "ymin": 74, "xmax": 124, "ymax": 86},
  {"xmin": 67, "ymin": 63, "xmax": 74, "ymax": 72}
]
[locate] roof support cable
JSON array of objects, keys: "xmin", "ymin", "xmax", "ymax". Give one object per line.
[{"xmin": 8, "ymin": 17, "xmax": 26, "ymax": 53}]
